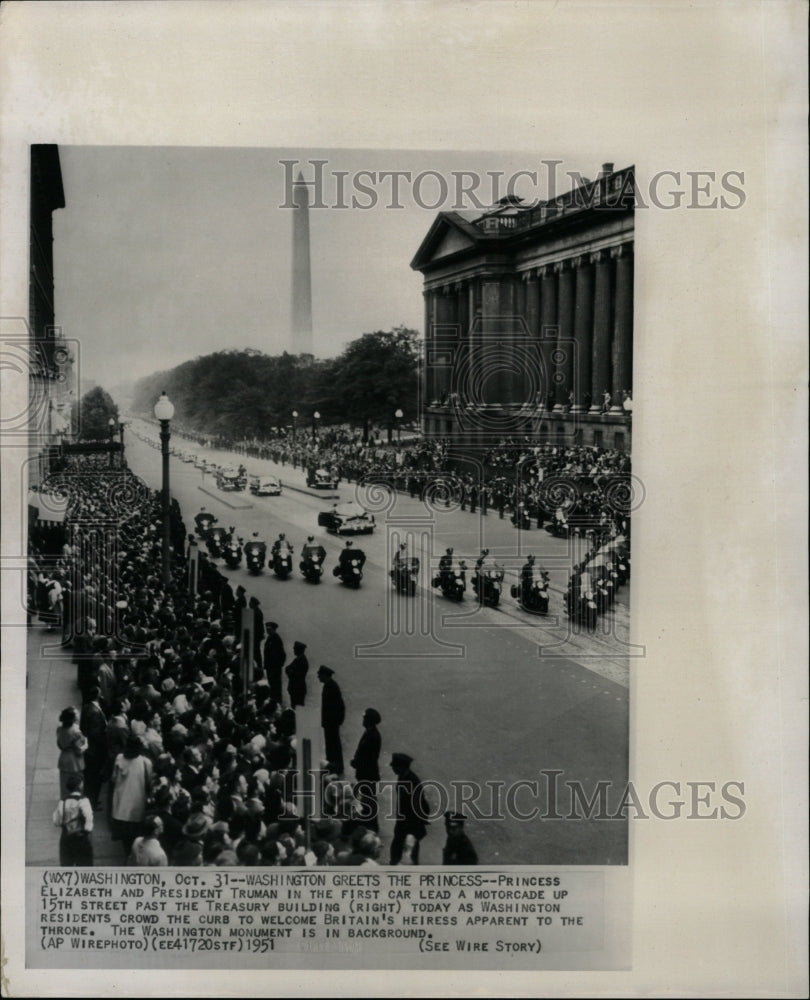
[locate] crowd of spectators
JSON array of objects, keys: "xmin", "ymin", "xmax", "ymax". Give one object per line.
[{"xmin": 30, "ymin": 454, "xmax": 432, "ymax": 868}]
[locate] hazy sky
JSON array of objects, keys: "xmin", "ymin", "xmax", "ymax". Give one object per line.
[{"xmin": 53, "ymin": 146, "xmax": 616, "ymax": 392}]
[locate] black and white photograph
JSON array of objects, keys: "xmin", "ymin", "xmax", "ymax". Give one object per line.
[{"xmin": 1, "ymin": 1, "xmax": 806, "ymax": 996}]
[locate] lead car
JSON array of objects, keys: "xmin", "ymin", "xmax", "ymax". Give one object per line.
[{"xmin": 317, "ymin": 501, "xmax": 376, "ymax": 535}]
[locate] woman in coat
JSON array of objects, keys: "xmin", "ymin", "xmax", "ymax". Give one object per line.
[
  {"xmin": 111, "ymin": 733, "xmax": 153, "ymax": 856},
  {"xmin": 56, "ymin": 706, "xmax": 87, "ymax": 799}
]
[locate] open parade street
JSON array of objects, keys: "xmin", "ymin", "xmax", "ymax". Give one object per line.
[{"xmin": 27, "ymin": 424, "xmax": 630, "ymax": 869}]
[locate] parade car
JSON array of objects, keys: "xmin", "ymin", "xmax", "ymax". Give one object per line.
[
  {"xmin": 216, "ymin": 467, "xmax": 245, "ymax": 491},
  {"xmin": 317, "ymin": 501, "xmax": 376, "ymax": 535},
  {"xmin": 249, "ymin": 474, "xmax": 282, "ymax": 497},
  {"xmin": 306, "ymin": 467, "xmax": 339, "ymax": 490}
]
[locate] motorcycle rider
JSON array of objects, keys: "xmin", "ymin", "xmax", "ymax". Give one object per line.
[
  {"xmin": 338, "ymin": 539, "xmax": 365, "ymax": 575},
  {"xmin": 194, "ymin": 507, "xmax": 217, "ymax": 535},
  {"xmin": 300, "ymin": 535, "xmax": 326, "ymax": 572},
  {"xmin": 244, "ymin": 530, "xmax": 266, "ymax": 565},
  {"xmin": 271, "ymin": 532, "xmax": 293, "ymax": 557},
  {"xmin": 438, "ymin": 547, "xmax": 455, "ymax": 588}
]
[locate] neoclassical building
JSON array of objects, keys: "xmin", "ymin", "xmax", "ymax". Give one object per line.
[{"xmin": 411, "ymin": 162, "xmax": 634, "ymax": 454}]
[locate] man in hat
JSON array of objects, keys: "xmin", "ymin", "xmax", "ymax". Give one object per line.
[
  {"xmin": 80, "ymin": 686, "xmax": 107, "ymax": 810},
  {"xmin": 389, "ymin": 752, "xmax": 431, "ymax": 865},
  {"xmin": 317, "ymin": 666, "xmax": 345, "ymax": 776},
  {"xmin": 350, "ymin": 708, "xmax": 381, "ymax": 832},
  {"xmin": 442, "ymin": 812, "xmax": 478, "ymax": 865},
  {"xmin": 249, "ymin": 596, "xmax": 264, "ymax": 665},
  {"xmin": 285, "ymin": 641, "xmax": 309, "ymax": 708},
  {"xmin": 438, "ymin": 547, "xmax": 454, "ymax": 588},
  {"xmin": 263, "ymin": 621, "xmax": 287, "ymax": 707}
]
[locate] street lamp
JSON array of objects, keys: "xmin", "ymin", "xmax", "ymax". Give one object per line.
[
  {"xmin": 153, "ymin": 392, "xmax": 175, "ymax": 586},
  {"xmin": 119, "ymin": 419, "xmax": 126, "ymax": 468},
  {"xmin": 292, "ymin": 410, "xmax": 298, "ymax": 440},
  {"xmin": 108, "ymin": 417, "xmax": 116, "ymax": 467},
  {"xmin": 394, "ymin": 408, "xmax": 403, "ymax": 444},
  {"xmin": 312, "ymin": 411, "xmax": 320, "ymax": 442}
]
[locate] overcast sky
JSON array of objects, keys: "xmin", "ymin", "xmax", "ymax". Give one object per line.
[{"xmin": 52, "ymin": 145, "xmax": 615, "ymax": 393}]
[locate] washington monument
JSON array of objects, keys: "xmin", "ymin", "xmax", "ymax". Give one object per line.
[{"xmin": 291, "ymin": 171, "xmax": 313, "ymax": 354}]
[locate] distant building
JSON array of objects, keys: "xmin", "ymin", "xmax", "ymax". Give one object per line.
[
  {"xmin": 29, "ymin": 144, "xmax": 70, "ymax": 483},
  {"xmin": 411, "ymin": 162, "xmax": 634, "ymax": 454}
]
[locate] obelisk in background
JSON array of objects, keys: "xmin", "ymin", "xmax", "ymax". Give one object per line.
[{"xmin": 291, "ymin": 171, "xmax": 313, "ymax": 355}]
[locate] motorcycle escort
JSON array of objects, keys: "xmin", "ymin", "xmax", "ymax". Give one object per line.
[
  {"xmin": 390, "ymin": 547, "xmax": 419, "ymax": 596},
  {"xmin": 545, "ymin": 508, "xmax": 569, "ymax": 538},
  {"xmin": 333, "ymin": 541, "xmax": 366, "ymax": 588},
  {"xmin": 244, "ymin": 533, "xmax": 267, "ymax": 575},
  {"xmin": 565, "ymin": 577, "xmax": 598, "ymax": 631},
  {"xmin": 511, "ymin": 556, "xmax": 550, "ymax": 614},
  {"xmin": 194, "ymin": 507, "xmax": 217, "ymax": 540},
  {"xmin": 205, "ymin": 525, "xmax": 229, "ymax": 560},
  {"xmin": 223, "ymin": 535, "xmax": 243, "ymax": 569},
  {"xmin": 471, "ymin": 550, "xmax": 504, "ymax": 607},
  {"xmin": 271, "ymin": 538, "xmax": 294, "ymax": 579},
  {"xmin": 300, "ymin": 536, "xmax": 327, "ymax": 583},
  {"xmin": 432, "ymin": 547, "xmax": 466, "ymax": 601}
]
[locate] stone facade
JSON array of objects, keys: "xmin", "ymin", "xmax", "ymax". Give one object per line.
[{"xmin": 411, "ymin": 163, "xmax": 634, "ymax": 453}]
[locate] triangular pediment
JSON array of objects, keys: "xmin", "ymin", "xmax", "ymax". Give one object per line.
[{"xmin": 410, "ymin": 212, "xmax": 484, "ymax": 271}]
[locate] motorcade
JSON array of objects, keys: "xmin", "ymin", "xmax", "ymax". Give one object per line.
[{"xmin": 317, "ymin": 501, "xmax": 375, "ymax": 536}]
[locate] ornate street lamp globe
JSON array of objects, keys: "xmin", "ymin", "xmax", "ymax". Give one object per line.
[{"xmin": 154, "ymin": 393, "xmax": 175, "ymax": 421}]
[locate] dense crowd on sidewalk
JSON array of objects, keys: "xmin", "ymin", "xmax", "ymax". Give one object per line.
[
  {"xmin": 30, "ymin": 454, "xmax": 465, "ymax": 868},
  {"xmin": 164, "ymin": 419, "xmax": 632, "ymax": 538}
]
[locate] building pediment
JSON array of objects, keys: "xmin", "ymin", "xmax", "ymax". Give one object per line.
[{"xmin": 410, "ymin": 213, "xmax": 484, "ymax": 271}]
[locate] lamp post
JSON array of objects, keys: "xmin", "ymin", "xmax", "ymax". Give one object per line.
[
  {"xmin": 119, "ymin": 419, "xmax": 125, "ymax": 469},
  {"xmin": 312, "ymin": 411, "xmax": 320, "ymax": 442},
  {"xmin": 153, "ymin": 392, "xmax": 175, "ymax": 587},
  {"xmin": 292, "ymin": 410, "xmax": 298, "ymax": 441},
  {"xmin": 395, "ymin": 408, "xmax": 403, "ymax": 444},
  {"xmin": 108, "ymin": 417, "xmax": 116, "ymax": 467}
]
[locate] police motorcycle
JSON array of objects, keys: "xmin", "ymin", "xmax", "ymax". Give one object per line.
[
  {"xmin": 431, "ymin": 547, "xmax": 466, "ymax": 601},
  {"xmin": 300, "ymin": 536, "xmax": 327, "ymax": 583},
  {"xmin": 205, "ymin": 525, "xmax": 230, "ymax": 560},
  {"xmin": 511, "ymin": 502, "xmax": 532, "ymax": 530},
  {"xmin": 511, "ymin": 556, "xmax": 550, "ymax": 614},
  {"xmin": 565, "ymin": 572, "xmax": 598, "ymax": 631},
  {"xmin": 389, "ymin": 544, "xmax": 419, "ymax": 596},
  {"xmin": 223, "ymin": 535, "xmax": 243, "ymax": 569},
  {"xmin": 194, "ymin": 507, "xmax": 218, "ymax": 540},
  {"xmin": 333, "ymin": 540, "xmax": 366, "ymax": 588},
  {"xmin": 545, "ymin": 507, "xmax": 569, "ymax": 538},
  {"xmin": 244, "ymin": 532, "xmax": 267, "ymax": 575},
  {"xmin": 471, "ymin": 550, "xmax": 504, "ymax": 608},
  {"xmin": 270, "ymin": 533, "xmax": 294, "ymax": 580}
]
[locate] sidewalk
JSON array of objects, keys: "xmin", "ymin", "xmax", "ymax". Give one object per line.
[{"xmin": 25, "ymin": 617, "xmax": 124, "ymax": 866}]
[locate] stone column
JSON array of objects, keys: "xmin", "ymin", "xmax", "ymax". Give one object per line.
[
  {"xmin": 553, "ymin": 260, "xmax": 575, "ymax": 411},
  {"xmin": 480, "ymin": 280, "xmax": 502, "ymax": 406},
  {"xmin": 540, "ymin": 264, "xmax": 557, "ymax": 411},
  {"xmin": 511, "ymin": 277, "xmax": 527, "ymax": 405},
  {"xmin": 524, "ymin": 271, "xmax": 543, "ymax": 409},
  {"xmin": 572, "ymin": 255, "xmax": 595, "ymax": 412},
  {"xmin": 610, "ymin": 244, "xmax": 633, "ymax": 411},
  {"xmin": 589, "ymin": 249, "xmax": 614, "ymax": 413},
  {"xmin": 423, "ymin": 290, "xmax": 434, "ymax": 405}
]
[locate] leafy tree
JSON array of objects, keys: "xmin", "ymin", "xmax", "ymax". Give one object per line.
[
  {"xmin": 73, "ymin": 386, "xmax": 119, "ymax": 441},
  {"xmin": 130, "ymin": 327, "xmax": 421, "ymax": 444},
  {"xmin": 330, "ymin": 327, "xmax": 420, "ymax": 441}
]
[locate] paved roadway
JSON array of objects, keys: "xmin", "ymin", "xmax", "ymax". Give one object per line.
[{"xmin": 125, "ymin": 423, "xmax": 629, "ymax": 866}]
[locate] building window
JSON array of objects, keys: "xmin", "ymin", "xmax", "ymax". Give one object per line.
[
  {"xmin": 573, "ymin": 428, "xmax": 583, "ymax": 446},
  {"xmin": 593, "ymin": 430, "xmax": 604, "ymax": 448},
  {"xmin": 614, "ymin": 432, "xmax": 625, "ymax": 452}
]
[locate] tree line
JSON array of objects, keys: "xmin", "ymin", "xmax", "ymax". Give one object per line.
[{"xmin": 129, "ymin": 327, "xmax": 421, "ymax": 443}]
